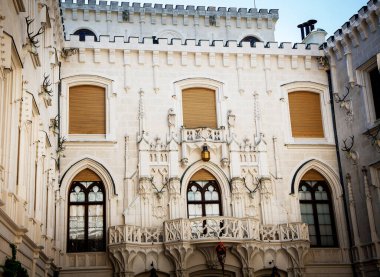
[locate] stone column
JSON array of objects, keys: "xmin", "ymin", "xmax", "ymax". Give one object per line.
[
  {"xmin": 139, "ymin": 177, "xmax": 153, "ymax": 226},
  {"xmin": 362, "ymin": 167, "xmax": 379, "ymax": 244},
  {"xmin": 231, "ymin": 177, "xmax": 246, "ymax": 218},
  {"xmin": 346, "ymin": 173, "xmax": 362, "ymax": 262},
  {"xmin": 168, "ymin": 177, "xmax": 182, "ymax": 219}
]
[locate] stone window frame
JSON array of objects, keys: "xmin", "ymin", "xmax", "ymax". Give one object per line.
[
  {"xmin": 291, "ymin": 159, "xmax": 350, "ymax": 250},
  {"xmin": 173, "ymin": 78, "xmax": 226, "ymax": 130},
  {"xmin": 67, "ymin": 179, "xmax": 106, "ymax": 253},
  {"xmin": 281, "ymin": 81, "xmax": 334, "ymax": 145},
  {"xmin": 356, "ymin": 55, "xmax": 380, "ymax": 127},
  {"xmin": 60, "ymin": 75, "xmax": 116, "ymax": 142}
]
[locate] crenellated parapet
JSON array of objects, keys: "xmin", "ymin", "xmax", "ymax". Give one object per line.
[
  {"xmin": 64, "ymin": 35, "xmax": 322, "ymax": 55},
  {"xmin": 61, "ymin": 0, "xmax": 279, "ymax": 22},
  {"xmin": 323, "ymin": 0, "xmax": 379, "ymax": 61},
  {"xmin": 61, "ymin": 0, "xmax": 279, "ymax": 42}
]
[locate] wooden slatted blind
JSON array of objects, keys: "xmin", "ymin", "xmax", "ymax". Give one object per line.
[
  {"xmin": 301, "ymin": 169, "xmax": 325, "ymax": 181},
  {"xmin": 182, "ymin": 88, "xmax": 217, "ymax": 129},
  {"xmin": 190, "ymin": 169, "xmax": 215, "ymax": 181},
  {"xmin": 288, "ymin": 91, "xmax": 324, "ymax": 138},
  {"xmin": 69, "ymin": 85, "xmax": 105, "ymax": 134},
  {"xmin": 73, "ymin": 169, "xmax": 101, "ymax": 181}
]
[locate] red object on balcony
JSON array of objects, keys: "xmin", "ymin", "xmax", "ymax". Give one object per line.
[{"xmin": 215, "ymin": 241, "xmax": 226, "ymax": 273}]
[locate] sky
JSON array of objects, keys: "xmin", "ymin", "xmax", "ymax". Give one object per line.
[{"xmin": 70, "ymin": 0, "xmax": 369, "ymax": 42}]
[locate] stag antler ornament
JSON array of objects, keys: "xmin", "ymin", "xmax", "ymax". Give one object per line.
[
  {"xmin": 42, "ymin": 74, "xmax": 53, "ymax": 96},
  {"xmin": 341, "ymin": 136, "xmax": 358, "ymax": 162},
  {"xmin": 25, "ymin": 16, "xmax": 45, "ymax": 48}
]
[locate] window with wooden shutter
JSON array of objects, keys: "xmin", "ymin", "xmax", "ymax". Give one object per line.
[
  {"xmin": 182, "ymin": 88, "xmax": 217, "ymax": 129},
  {"xmin": 288, "ymin": 91, "xmax": 324, "ymax": 138},
  {"xmin": 69, "ymin": 85, "xmax": 106, "ymax": 134}
]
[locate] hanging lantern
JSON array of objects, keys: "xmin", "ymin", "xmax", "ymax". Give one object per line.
[
  {"xmin": 215, "ymin": 241, "xmax": 226, "ymax": 274},
  {"xmin": 201, "ymin": 145, "xmax": 210, "ymax": 161}
]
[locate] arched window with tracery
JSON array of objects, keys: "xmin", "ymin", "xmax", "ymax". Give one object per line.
[
  {"xmin": 299, "ymin": 169, "xmax": 337, "ymax": 247},
  {"xmin": 187, "ymin": 169, "xmax": 222, "ymax": 218},
  {"xmin": 68, "ymin": 169, "xmax": 106, "ymax": 252},
  {"xmin": 187, "ymin": 169, "xmax": 222, "ymax": 235}
]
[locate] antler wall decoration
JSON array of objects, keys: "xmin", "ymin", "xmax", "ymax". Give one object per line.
[
  {"xmin": 242, "ymin": 176, "xmax": 262, "ymax": 198},
  {"xmin": 341, "ymin": 136, "xmax": 358, "ymax": 162},
  {"xmin": 150, "ymin": 176, "xmax": 169, "ymax": 198},
  {"xmin": 25, "ymin": 16, "xmax": 45, "ymax": 48},
  {"xmin": 41, "ymin": 74, "xmax": 53, "ymax": 96},
  {"xmin": 334, "ymin": 86, "xmax": 353, "ymax": 119}
]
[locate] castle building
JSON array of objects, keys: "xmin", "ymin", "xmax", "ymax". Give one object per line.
[
  {"xmin": 323, "ymin": 1, "xmax": 380, "ymax": 275},
  {"xmin": 0, "ymin": 0, "xmax": 379, "ymax": 276}
]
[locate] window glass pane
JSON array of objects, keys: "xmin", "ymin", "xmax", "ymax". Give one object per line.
[
  {"xmin": 70, "ymin": 186, "xmax": 85, "ymax": 202},
  {"xmin": 88, "ymin": 185, "xmax": 103, "ymax": 202},
  {"xmin": 299, "ymin": 185, "xmax": 311, "ymax": 200},
  {"xmin": 69, "ymin": 205, "xmax": 85, "ymax": 239},
  {"xmin": 319, "ymin": 224, "xmax": 333, "ymax": 235},
  {"xmin": 188, "ymin": 204, "xmax": 202, "ymax": 218},
  {"xmin": 321, "ymin": 236, "xmax": 334, "ymax": 246},
  {"xmin": 317, "ymin": 203, "xmax": 330, "ymax": 214},
  {"xmin": 205, "ymin": 191, "xmax": 211, "ymax": 200},
  {"xmin": 318, "ymin": 214, "xmax": 331, "ymax": 224},
  {"xmin": 88, "ymin": 205, "xmax": 104, "ymax": 240},
  {"xmin": 205, "ymin": 204, "xmax": 220, "ymax": 216},
  {"xmin": 300, "ymin": 203, "xmax": 313, "ymax": 214},
  {"xmin": 315, "ymin": 185, "xmax": 328, "ymax": 200}
]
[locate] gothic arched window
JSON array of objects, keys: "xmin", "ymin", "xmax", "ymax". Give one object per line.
[
  {"xmin": 68, "ymin": 169, "xmax": 106, "ymax": 252},
  {"xmin": 187, "ymin": 170, "xmax": 222, "ymax": 236},
  {"xmin": 299, "ymin": 170, "xmax": 337, "ymax": 247}
]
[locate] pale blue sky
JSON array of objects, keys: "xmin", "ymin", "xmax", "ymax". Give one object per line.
[{"xmin": 72, "ymin": 0, "xmax": 368, "ymax": 42}]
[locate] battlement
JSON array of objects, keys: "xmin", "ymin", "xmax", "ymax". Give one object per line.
[
  {"xmin": 61, "ymin": 0, "xmax": 279, "ymax": 20},
  {"xmin": 324, "ymin": 0, "xmax": 379, "ymax": 52},
  {"xmin": 64, "ymin": 34, "xmax": 321, "ymax": 55}
]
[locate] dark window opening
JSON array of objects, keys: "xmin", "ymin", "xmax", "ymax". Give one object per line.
[
  {"xmin": 240, "ymin": 36, "xmax": 260, "ymax": 46},
  {"xmin": 369, "ymin": 67, "xmax": 380, "ymax": 120},
  {"xmin": 73, "ymin": 29, "xmax": 97, "ymax": 41}
]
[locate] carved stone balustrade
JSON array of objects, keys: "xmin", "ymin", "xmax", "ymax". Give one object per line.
[
  {"xmin": 164, "ymin": 217, "xmax": 309, "ymax": 242},
  {"xmin": 109, "ymin": 224, "xmax": 164, "ymax": 245},
  {"xmin": 109, "ymin": 217, "xmax": 309, "ymax": 246},
  {"xmin": 181, "ymin": 127, "xmax": 226, "ymax": 143}
]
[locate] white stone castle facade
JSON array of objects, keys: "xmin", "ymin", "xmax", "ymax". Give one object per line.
[{"xmin": 0, "ymin": 0, "xmax": 379, "ymax": 276}]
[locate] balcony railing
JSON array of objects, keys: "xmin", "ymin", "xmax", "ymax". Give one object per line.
[
  {"xmin": 109, "ymin": 217, "xmax": 309, "ymax": 245},
  {"xmin": 181, "ymin": 127, "xmax": 225, "ymax": 143}
]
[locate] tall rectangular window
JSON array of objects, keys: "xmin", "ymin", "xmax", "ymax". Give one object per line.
[
  {"xmin": 182, "ymin": 88, "xmax": 217, "ymax": 129},
  {"xmin": 69, "ymin": 85, "xmax": 106, "ymax": 134},
  {"xmin": 288, "ymin": 91, "xmax": 324, "ymax": 138},
  {"xmin": 369, "ymin": 67, "xmax": 380, "ymax": 120}
]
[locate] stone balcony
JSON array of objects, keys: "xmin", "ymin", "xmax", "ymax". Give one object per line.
[
  {"xmin": 181, "ymin": 127, "xmax": 226, "ymax": 143},
  {"xmin": 108, "ymin": 216, "xmax": 309, "ymax": 245}
]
